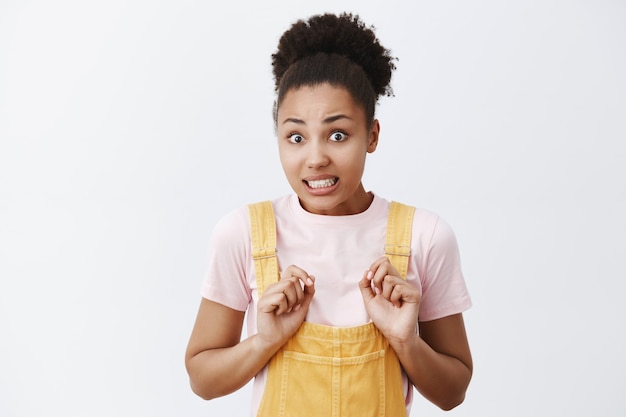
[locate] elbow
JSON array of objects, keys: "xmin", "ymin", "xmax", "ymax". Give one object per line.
[
  {"xmin": 189, "ymin": 376, "xmax": 238, "ymax": 401},
  {"xmin": 438, "ymin": 362, "xmax": 472, "ymax": 411},
  {"xmin": 185, "ymin": 351, "xmax": 248, "ymax": 401},
  {"xmin": 430, "ymin": 373, "xmax": 471, "ymax": 411},
  {"xmin": 435, "ymin": 375, "xmax": 471, "ymax": 411},
  {"xmin": 187, "ymin": 362, "xmax": 225, "ymax": 401},
  {"xmin": 438, "ymin": 392, "xmax": 466, "ymax": 411},
  {"xmin": 185, "ymin": 356, "xmax": 220, "ymax": 401},
  {"xmin": 189, "ymin": 378, "xmax": 219, "ymax": 401}
]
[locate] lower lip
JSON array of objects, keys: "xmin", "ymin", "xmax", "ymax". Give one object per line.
[{"xmin": 304, "ymin": 180, "xmax": 339, "ymax": 196}]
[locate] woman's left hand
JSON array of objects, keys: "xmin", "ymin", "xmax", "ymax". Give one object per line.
[{"xmin": 358, "ymin": 256, "xmax": 421, "ymax": 344}]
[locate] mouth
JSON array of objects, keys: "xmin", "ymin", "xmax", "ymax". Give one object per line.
[{"xmin": 303, "ymin": 177, "xmax": 338, "ymax": 189}]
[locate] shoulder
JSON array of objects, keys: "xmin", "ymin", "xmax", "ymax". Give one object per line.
[
  {"xmin": 390, "ymin": 203, "xmax": 458, "ymax": 248},
  {"xmin": 385, "ymin": 200, "xmax": 460, "ymax": 254},
  {"xmin": 212, "ymin": 195, "xmax": 292, "ymax": 240},
  {"xmin": 211, "ymin": 205, "xmax": 250, "ymax": 238}
]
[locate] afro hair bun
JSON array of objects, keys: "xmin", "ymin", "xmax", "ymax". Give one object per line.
[{"xmin": 271, "ymin": 13, "xmax": 396, "ymax": 99}]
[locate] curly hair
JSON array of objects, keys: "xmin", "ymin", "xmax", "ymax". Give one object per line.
[{"xmin": 272, "ymin": 13, "xmax": 397, "ymax": 126}]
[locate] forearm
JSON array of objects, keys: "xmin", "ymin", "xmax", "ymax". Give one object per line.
[
  {"xmin": 393, "ymin": 333, "xmax": 472, "ymax": 411},
  {"xmin": 186, "ymin": 334, "xmax": 278, "ymax": 400}
]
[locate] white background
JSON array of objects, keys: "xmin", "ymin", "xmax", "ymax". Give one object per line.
[{"xmin": 1, "ymin": 0, "xmax": 625, "ymax": 416}]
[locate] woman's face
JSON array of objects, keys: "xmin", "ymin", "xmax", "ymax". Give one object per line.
[{"xmin": 276, "ymin": 83, "xmax": 379, "ymax": 215}]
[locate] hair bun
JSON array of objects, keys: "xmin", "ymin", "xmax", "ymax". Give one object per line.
[{"xmin": 272, "ymin": 13, "xmax": 396, "ymax": 99}]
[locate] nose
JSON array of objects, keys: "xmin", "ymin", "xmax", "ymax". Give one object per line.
[{"xmin": 306, "ymin": 140, "xmax": 330, "ymax": 168}]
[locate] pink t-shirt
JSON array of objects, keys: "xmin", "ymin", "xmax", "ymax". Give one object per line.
[{"xmin": 201, "ymin": 193, "xmax": 472, "ymax": 415}]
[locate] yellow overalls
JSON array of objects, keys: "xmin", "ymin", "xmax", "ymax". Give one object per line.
[{"xmin": 248, "ymin": 200, "xmax": 415, "ymax": 417}]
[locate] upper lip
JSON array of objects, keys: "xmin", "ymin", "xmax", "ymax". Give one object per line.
[{"xmin": 302, "ymin": 175, "xmax": 337, "ymax": 182}]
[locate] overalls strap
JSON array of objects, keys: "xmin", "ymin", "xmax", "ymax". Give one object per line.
[
  {"xmin": 248, "ymin": 201, "xmax": 279, "ymax": 298},
  {"xmin": 385, "ymin": 201, "xmax": 416, "ymax": 280}
]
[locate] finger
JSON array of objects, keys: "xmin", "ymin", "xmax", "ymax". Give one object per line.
[
  {"xmin": 303, "ymin": 274, "xmax": 315, "ymax": 291},
  {"xmin": 282, "ymin": 265, "xmax": 313, "ymax": 286},
  {"xmin": 282, "ymin": 274, "xmax": 316, "ymax": 314},
  {"xmin": 369, "ymin": 256, "xmax": 401, "ymax": 278},
  {"xmin": 281, "ymin": 266, "xmax": 313, "ymax": 308},
  {"xmin": 388, "ymin": 278, "xmax": 408, "ymax": 308},
  {"xmin": 259, "ymin": 292, "xmax": 289, "ymax": 315},
  {"xmin": 388, "ymin": 278, "xmax": 421, "ymax": 305},
  {"xmin": 359, "ymin": 270, "xmax": 376, "ymax": 303},
  {"xmin": 369, "ymin": 265, "xmax": 388, "ymax": 294},
  {"xmin": 368, "ymin": 257, "xmax": 402, "ymax": 294},
  {"xmin": 284, "ymin": 267, "xmax": 312, "ymax": 293},
  {"xmin": 300, "ymin": 275, "xmax": 316, "ymax": 308},
  {"xmin": 377, "ymin": 273, "xmax": 410, "ymax": 307},
  {"xmin": 282, "ymin": 278, "xmax": 305, "ymax": 312},
  {"xmin": 379, "ymin": 275, "xmax": 392, "ymax": 300},
  {"xmin": 263, "ymin": 269, "xmax": 315, "ymax": 314}
]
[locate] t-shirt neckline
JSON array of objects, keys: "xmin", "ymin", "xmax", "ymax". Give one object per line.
[{"xmin": 287, "ymin": 192, "xmax": 386, "ymax": 226}]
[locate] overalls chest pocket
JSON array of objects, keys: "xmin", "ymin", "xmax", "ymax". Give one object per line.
[{"xmin": 257, "ymin": 322, "xmax": 407, "ymax": 417}]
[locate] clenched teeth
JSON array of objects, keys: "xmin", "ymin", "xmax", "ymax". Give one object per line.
[{"xmin": 305, "ymin": 178, "xmax": 338, "ymax": 189}]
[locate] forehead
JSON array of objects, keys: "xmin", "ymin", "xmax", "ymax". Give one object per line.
[{"xmin": 277, "ymin": 83, "xmax": 365, "ymax": 123}]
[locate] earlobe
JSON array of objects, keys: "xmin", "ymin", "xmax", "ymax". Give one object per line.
[{"xmin": 367, "ymin": 120, "xmax": 380, "ymax": 153}]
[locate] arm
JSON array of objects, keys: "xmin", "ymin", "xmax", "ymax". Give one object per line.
[
  {"xmin": 185, "ymin": 266, "xmax": 316, "ymax": 400},
  {"xmin": 396, "ymin": 314, "xmax": 472, "ymax": 410},
  {"xmin": 359, "ymin": 257, "xmax": 472, "ymax": 410},
  {"xmin": 185, "ymin": 298, "xmax": 273, "ymax": 400}
]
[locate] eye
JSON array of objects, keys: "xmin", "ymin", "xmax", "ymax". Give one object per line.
[
  {"xmin": 329, "ymin": 131, "xmax": 347, "ymax": 142},
  {"xmin": 288, "ymin": 133, "xmax": 304, "ymax": 144}
]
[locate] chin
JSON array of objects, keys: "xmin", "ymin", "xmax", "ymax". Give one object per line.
[{"xmin": 297, "ymin": 196, "xmax": 335, "ymax": 214}]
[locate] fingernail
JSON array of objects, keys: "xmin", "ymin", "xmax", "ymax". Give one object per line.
[
  {"xmin": 367, "ymin": 270, "xmax": 373, "ymax": 280},
  {"xmin": 306, "ymin": 277, "xmax": 313, "ymax": 286},
  {"xmin": 374, "ymin": 287, "xmax": 380, "ymax": 295},
  {"xmin": 294, "ymin": 304, "xmax": 301, "ymax": 312}
]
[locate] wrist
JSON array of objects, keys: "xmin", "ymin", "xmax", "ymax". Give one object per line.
[
  {"xmin": 388, "ymin": 331, "xmax": 421, "ymax": 355},
  {"xmin": 251, "ymin": 332, "xmax": 283, "ymax": 358}
]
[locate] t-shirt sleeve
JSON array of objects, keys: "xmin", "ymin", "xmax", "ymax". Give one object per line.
[
  {"xmin": 417, "ymin": 216, "xmax": 472, "ymax": 322},
  {"xmin": 200, "ymin": 207, "xmax": 252, "ymax": 312}
]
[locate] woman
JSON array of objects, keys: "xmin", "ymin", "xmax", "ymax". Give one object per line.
[{"xmin": 186, "ymin": 12, "xmax": 472, "ymax": 416}]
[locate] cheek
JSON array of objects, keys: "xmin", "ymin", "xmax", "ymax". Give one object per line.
[
  {"xmin": 278, "ymin": 146, "xmax": 299, "ymax": 175},
  {"xmin": 339, "ymin": 149, "xmax": 367, "ymax": 176},
  {"xmin": 277, "ymin": 142, "xmax": 290, "ymax": 164}
]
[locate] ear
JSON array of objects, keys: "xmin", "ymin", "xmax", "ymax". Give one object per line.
[{"xmin": 367, "ymin": 119, "xmax": 380, "ymax": 153}]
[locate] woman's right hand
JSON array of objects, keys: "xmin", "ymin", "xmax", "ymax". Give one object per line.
[{"xmin": 256, "ymin": 265, "xmax": 315, "ymax": 350}]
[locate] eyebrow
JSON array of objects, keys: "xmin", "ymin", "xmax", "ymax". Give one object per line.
[{"xmin": 281, "ymin": 114, "xmax": 353, "ymax": 125}]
